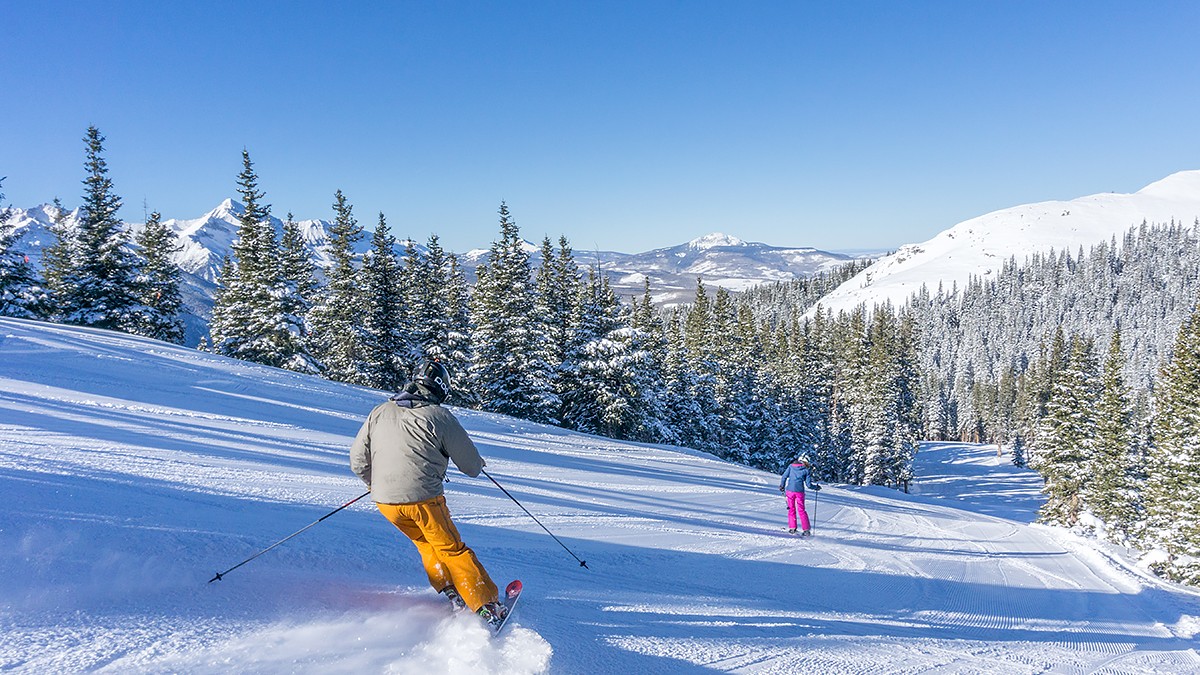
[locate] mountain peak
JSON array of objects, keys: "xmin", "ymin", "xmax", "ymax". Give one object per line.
[
  {"xmin": 213, "ymin": 198, "xmax": 243, "ymax": 217},
  {"xmin": 688, "ymin": 232, "xmax": 744, "ymax": 250},
  {"xmin": 1136, "ymin": 170, "xmax": 1200, "ymax": 200}
]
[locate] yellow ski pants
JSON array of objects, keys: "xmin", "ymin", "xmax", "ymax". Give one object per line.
[{"xmin": 376, "ymin": 495, "xmax": 499, "ymax": 611}]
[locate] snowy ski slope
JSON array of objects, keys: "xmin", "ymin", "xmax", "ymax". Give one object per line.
[{"xmin": 2, "ymin": 317, "xmax": 1200, "ymax": 673}]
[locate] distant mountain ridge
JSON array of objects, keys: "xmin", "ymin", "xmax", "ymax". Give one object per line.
[
  {"xmin": 812, "ymin": 170, "xmax": 1200, "ymax": 316},
  {"xmin": 2, "ymin": 203, "xmax": 853, "ymax": 344}
]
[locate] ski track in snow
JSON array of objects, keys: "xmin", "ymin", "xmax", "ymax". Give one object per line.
[{"xmin": 4, "ymin": 316, "xmax": 1200, "ymax": 673}]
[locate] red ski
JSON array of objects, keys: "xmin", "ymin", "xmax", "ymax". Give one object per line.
[{"xmin": 490, "ymin": 580, "xmax": 522, "ymax": 636}]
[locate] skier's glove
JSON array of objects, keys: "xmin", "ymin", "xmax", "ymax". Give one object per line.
[{"xmin": 778, "ymin": 487, "xmax": 785, "ymax": 493}]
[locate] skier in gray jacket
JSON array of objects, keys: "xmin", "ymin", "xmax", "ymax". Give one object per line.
[{"xmin": 350, "ymin": 360, "xmax": 506, "ymax": 626}]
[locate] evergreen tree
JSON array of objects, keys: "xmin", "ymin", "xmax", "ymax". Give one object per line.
[
  {"xmin": 1087, "ymin": 328, "xmax": 1139, "ymax": 541},
  {"xmin": 49, "ymin": 127, "xmax": 142, "ymax": 330},
  {"xmin": 676, "ymin": 280, "xmax": 724, "ymax": 453},
  {"xmin": 561, "ymin": 267, "xmax": 620, "ymax": 434},
  {"xmin": 660, "ymin": 312, "xmax": 705, "ymax": 448},
  {"xmin": 1035, "ymin": 336, "xmax": 1099, "ymax": 526},
  {"xmin": 1011, "ymin": 432, "xmax": 1027, "ymax": 468},
  {"xmin": 277, "ymin": 213, "xmax": 321, "ymax": 373},
  {"xmin": 442, "ymin": 252, "xmax": 475, "ymax": 406},
  {"xmin": 308, "ymin": 190, "xmax": 367, "ymax": 384},
  {"xmin": 131, "ymin": 210, "xmax": 185, "ymax": 343},
  {"xmin": 208, "ymin": 150, "xmax": 293, "ymax": 366},
  {"xmin": 1144, "ymin": 298, "xmax": 1200, "ymax": 583},
  {"xmin": 709, "ymin": 286, "xmax": 752, "ymax": 461},
  {"xmin": 469, "ymin": 203, "xmax": 558, "ymax": 422},
  {"xmin": 536, "ymin": 235, "xmax": 581, "ymax": 416},
  {"xmin": 412, "ymin": 234, "xmax": 453, "ymax": 366},
  {"xmin": 628, "ymin": 280, "xmax": 671, "ymax": 443},
  {"xmin": 40, "ymin": 198, "xmax": 77, "ymax": 320},
  {"xmin": 863, "ymin": 307, "xmax": 902, "ymax": 486},
  {"xmin": 397, "ymin": 237, "xmax": 423, "ymax": 374},
  {"xmin": 834, "ymin": 308, "xmax": 872, "ymax": 483},
  {"xmin": 795, "ymin": 310, "xmax": 836, "ymax": 477},
  {"xmin": 735, "ymin": 307, "xmax": 785, "ymax": 469},
  {"xmin": 360, "ymin": 212, "xmax": 407, "ymax": 390},
  {"xmin": 1026, "ymin": 327, "xmax": 1069, "ymax": 468}
]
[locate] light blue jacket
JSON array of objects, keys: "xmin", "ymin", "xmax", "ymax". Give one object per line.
[{"xmin": 780, "ymin": 462, "xmax": 820, "ymax": 493}]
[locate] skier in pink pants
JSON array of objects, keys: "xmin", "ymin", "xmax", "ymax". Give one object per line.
[{"xmin": 779, "ymin": 455, "xmax": 821, "ymax": 536}]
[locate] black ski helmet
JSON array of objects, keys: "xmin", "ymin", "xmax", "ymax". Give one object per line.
[{"xmin": 413, "ymin": 360, "xmax": 452, "ymax": 401}]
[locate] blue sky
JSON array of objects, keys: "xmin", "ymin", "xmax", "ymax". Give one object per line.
[{"xmin": 3, "ymin": 1, "xmax": 1199, "ymax": 254}]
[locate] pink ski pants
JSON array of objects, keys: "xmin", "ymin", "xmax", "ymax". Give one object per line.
[{"xmin": 785, "ymin": 490, "xmax": 810, "ymax": 531}]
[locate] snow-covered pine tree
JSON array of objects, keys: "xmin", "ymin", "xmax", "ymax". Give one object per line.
[
  {"xmin": 359, "ymin": 212, "xmax": 407, "ymax": 390},
  {"xmin": 795, "ymin": 309, "xmax": 837, "ymax": 480},
  {"xmin": 0, "ymin": 178, "xmax": 49, "ymax": 318},
  {"xmin": 1035, "ymin": 335, "xmax": 1099, "ymax": 526},
  {"xmin": 130, "ymin": 210, "xmax": 185, "ymax": 343},
  {"xmin": 661, "ymin": 312, "xmax": 707, "ymax": 448},
  {"xmin": 1144, "ymin": 297, "xmax": 1200, "ymax": 583},
  {"xmin": 49, "ymin": 127, "xmax": 142, "ymax": 331},
  {"xmin": 536, "ymin": 235, "xmax": 581, "ymax": 417},
  {"xmin": 862, "ymin": 306, "xmax": 903, "ymax": 487},
  {"xmin": 559, "ymin": 266, "xmax": 603, "ymax": 432},
  {"xmin": 207, "ymin": 255, "xmax": 234, "ymax": 353},
  {"xmin": 208, "ymin": 151, "xmax": 293, "ymax": 367},
  {"xmin": 1086, "ymin": 328, "xmax": 1139, "ymax": 541},
  {"xmin": 683, "ymin": 277, "xmax": 713, "ymax": 359},
  {"xmin": 890, "ymin": 311, "xmax": 922, "ymax": 490},
  {"xmin": 307, "ymin": 190, "xmax": 368, "ymax": 384},
  {"xmin": 41, "ymin": 198, "xmax": 78, "ymax": 320},
  {"xmin": 608, "ymin": 307, "xmax": 672, "ymax": 443},
  {"xmin": 1026, "ymin": 327, "xmax": 1069, "ymax": 468},
  {"xmin": 442, "ymin": 253, "xmax": 475, "ymax": 407},
  {"xmin": 708, "ymin": 286, "xmax": 752, "ymax": 462},
  {"xmin": 564, "ymin": 269, "xmax": 666, "ymax": 442},
  {"xmin": 563, "ymin": 269, "xmax": 644, "ymax": 438},
  {"xmin": 1011, "ymin": 432, "xmax": 1027, "ymax": 468},
  {"xmin": 677, "ymin": 279, "xmax": 723, "ymax": 453},
  {"xmin": 833, "ymin": 308, "xmax": 872, "ymax": 484},
  {"xmin": 468, "ymin": 202, "xmax": 558, "ymax": 423},
  {"xmin": 736, "ymin": 306, "xmax": 786, "ymax": 470},
  {"xmin": 627, "ymin": 279, "xmax": 672, "ymax": 443},
  {"xmin": 276, "ymin": 213, "xmax": 321, "ymax": 373},
  {"xmin": 397, "ymin": 237, "xmax": 423, "ymax": 374},
  {"xmin": 412, "ymin": 234, "xmax": 451, "ymax": 365}
]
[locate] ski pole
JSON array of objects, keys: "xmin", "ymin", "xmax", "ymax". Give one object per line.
[
  {"xmin": 482, "ymin": 469, "xmax": 589, "ymax": 569},
  {"xmin": 209, "ymin": 491, "xmax": 371, "ymax": 583},
  {"xmin": 811, "ymin": 489, "xmax": 817, "ymax": 536}
]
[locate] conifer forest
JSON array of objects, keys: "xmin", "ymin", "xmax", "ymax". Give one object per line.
[{"xmin": 4, "ymin": 127, "xmax": 1200, "ymax": 585}]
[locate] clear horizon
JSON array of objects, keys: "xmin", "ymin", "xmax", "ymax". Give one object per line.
[{"xmin": 4, "ymin": 1, "xmax": 1199, "ymax": 254}]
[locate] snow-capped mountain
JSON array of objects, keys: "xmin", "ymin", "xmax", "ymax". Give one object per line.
[
  {"xmin": 465, "ymin": 232, "xmax": 853, "ymax": 304},
  {"xmin": 162, "ymin": 198, "xmax": 404, "ymax": 283},
  {"xmin": 812, "ymin": 170, "xmax": 1200, "ymax": 316},
  {"xmin": 595, "ymin": 233, "xmax": 853, "ymax": 305}
]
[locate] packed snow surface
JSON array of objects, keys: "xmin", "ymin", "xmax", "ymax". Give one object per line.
[{"xmin": 3, "ymin": 317, "xmax": 1200, "ymax": 673}]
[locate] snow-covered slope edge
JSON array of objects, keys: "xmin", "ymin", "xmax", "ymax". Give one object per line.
[
  {"xmin": 4, "ymin": 317, "xmax": 1200, "ymax": 673},
  {"xmin": 813, "ymin": 170, "xmax": 1200, "ymax": 315}
]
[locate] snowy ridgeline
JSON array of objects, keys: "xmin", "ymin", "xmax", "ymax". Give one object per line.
[{"xmin": 4, "ymin": 317, "xmax": 1200, "ymax": 674}]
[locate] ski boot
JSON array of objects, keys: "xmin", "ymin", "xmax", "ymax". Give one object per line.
[
  {"xmin": 440, "ymin": 585, "xmax": 467, "ymax": 612},
  {"xmin": 800, "ymin": 529, "xmax": 812, "ymax": 537},
  {"xmin": 787, "ymin": 528, "xmax": 797, "ymax": 535},
  {"xmin": 476, "ymin": 601, "xmax": 510, "ymax": 630}
]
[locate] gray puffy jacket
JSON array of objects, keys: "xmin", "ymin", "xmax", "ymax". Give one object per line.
[{"xmin": 349, "ymin": 394, "xmax": 485, "ymax": 504}]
